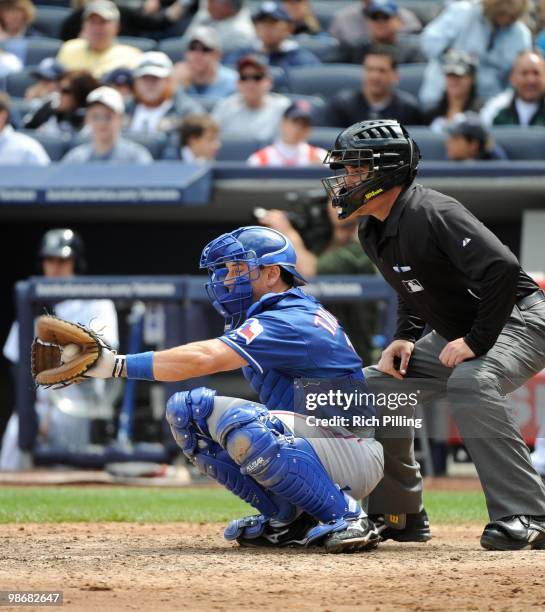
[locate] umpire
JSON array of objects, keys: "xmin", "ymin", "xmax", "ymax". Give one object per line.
[{"xmin": 322, "ymin": 119, "xmax": 545, "ymax": 551}]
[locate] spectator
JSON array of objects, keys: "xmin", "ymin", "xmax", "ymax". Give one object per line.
[
  {"xmin": 183, "ymin": 0, "xmax": 258, "ymax": 53},
  {"xmin": 0, "ymin": 47, "xmax": 22, "ymax": 78},
  {"xmin": 323, "ymin": 48, "xmax": 424, "ymax": 127},
  {"xmin": 179, "ymin": 113, "xmax": 221, "ymax": 162},
  {"xmin": 24, "ymin": 70, "xmax": 99, "ymax": 135},
  {"xmin": 247, "ymin": 100, "xmax": 326, "ymax": 166},
  {"xmin": 427, "ymin": 50, "xmax": 482, "ymax": 132},
  {"xmin": 25, "ymin": 59, "xmax": 66, "ymax": 103},
  {"xmin": 0, "ymin": 0, "xmax": 41, "ymax": 63},
  {"xmin": 101, "ymin": 67, "xmax": 134, "ymax": 104},
  {"xmin": 340, "ymin": 0, "xmax": 424, "ymax": 65},
  {"xmin": 62, "ymin": 86, "xmax": 153, "ymax": 163},
  {"xmin": 419, "ymin": 0, "xmax": 531, "ymax": 109},
  {"xmin": 225, "ymin": 2, "xmax": 321, "ymax": 72},
  {"xmin": 127, "ymin": 52, "xmax": 202, "ymax": 135},
  {"xmin": 0, "ymin": 92, "xmax": 50, "ymax": 165},
  {"xmin": 173, "ymin": 26, "xmax": 238, "ymax": 100},
  {"xmin": 445, "ymin": 112, "xmax": 507, "ymax": 161},
  {"xmin": 57, "ymin": 0, "xmax": 142, "ymax": 78},
  {"xmin": 330, "ymin": 0, "xmax": 421, "ymax": 50},
  {"xmin": 281, "ymin": 0, "xmax": 322, "ymax": 36},
  {"xmin": 212, "ymin": 54, "xmax": 290, "ymax": 139},
  {"xmin": 480, "ymin": 50, "xmax": 545, "ymax": 126},
  {"xmin": 258, "ymin": 203, "xmax": 380, "ymax": 365}
]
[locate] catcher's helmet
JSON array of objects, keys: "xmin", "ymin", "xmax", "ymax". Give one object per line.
[
  {"xmin": 322, "ymin": 119, "xmax": 421, "ymax": 219},
  {"xmin": 200, "ymin": 226, "xmax": 307, "ymax": 330},
  {"xmin": 38, "ymin": 228, "xmax": 86, "ymax": 273}
]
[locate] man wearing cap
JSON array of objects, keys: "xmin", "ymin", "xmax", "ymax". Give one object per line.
[
  {"xmin": 127, "ymin": 51, "xmax": 202, "ymax": 134},
  {"xmin": 101, "ymin": 67, "xmax": 134, "ymax": 104},
  {"xmin": 247, "ymin": 100, "xmax": 325, "ymax": 167},
  {"xmin": 212, "ymin": 54, "xmax": 290, "ymax": 140},
  {"xmin": 57, "ymin": 0, "xmax": 142, "ymax": 78},
  {"xmin": 225, "ymin": 2, "xmax": 320, "ymax": 73},
  {"xmin": 173, "ymin": 25, "xmax": 238, "ymax": 100},
  {"xmin": 0, "ymin": 92, "xmax": 50, "ymax": 164},
  {"xmin": 24, "ymin": 58, "xmax": 66, "ymax": 102},
  {"xmin": 340, "ymin": 0, "xmax": 424, "ymax": 65},
  {"xmin": 480, "ymin": 50, "xmax": 545, "ymax": 127},
  {"xmin": 62, "ymin": 86, "xmax": 152, "ymax": 163},
  {"xmin": 446, "ymin": 111, "xmax": 507, "ymax": 161}
]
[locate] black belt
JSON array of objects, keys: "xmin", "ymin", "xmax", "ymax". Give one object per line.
[{"xmin": 517, "ymin": 289, "xmax": 545, "ymax": 311}]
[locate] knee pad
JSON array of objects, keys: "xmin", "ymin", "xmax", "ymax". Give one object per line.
[
  {"xmin": 216, "ymin": 403, "xmax": 362, "ymax": 524},
  {"xmin": 165, "ymin": 386, "xmax": 216, "ymax": 456}
]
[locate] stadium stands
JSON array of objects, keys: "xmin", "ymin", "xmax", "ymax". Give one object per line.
[
  {"xmin": 34, "ymin": 5, "xmax": 71, "ymax": 39},
  {"xmin": 18, "ymin": 129, "xmax": 70, "ymax": 161},
  {"xmin": 24, "ymin": 37, "xmax": 62, "ymax": 66},
  {"xmin": 117, "ymin": 36, "xmax": 158, "ymax": 53},
  {"xmin": 5, "ymin": 70, "xmax": 36, "ymax": 98}
]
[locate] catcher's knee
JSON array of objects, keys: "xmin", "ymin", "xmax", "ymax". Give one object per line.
[{"xmin": 166, "ymin": 386, "xmax": 216, "ymax": 455}]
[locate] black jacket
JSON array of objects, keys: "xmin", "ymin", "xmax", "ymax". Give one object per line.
[
  {"xmin": 324, "ymin": 88, "xmax": 424, "ymax": 128},
  {"xmin": 358, "ymin": 182, "xmax": 538, "ymax": 356}
]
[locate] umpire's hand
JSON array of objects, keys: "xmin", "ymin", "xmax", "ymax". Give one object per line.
[{"xmin": 378, "ymin": 339, "xmax": 415, "ymax": 380}]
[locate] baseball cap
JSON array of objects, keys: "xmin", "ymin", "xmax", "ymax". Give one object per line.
[
  {"xmin": 31, "ymin": 57, "xmax": 65, "ymax": 81},
  {"xmin": 86, "ymin": 86, "xmax": 125, "ymax": 114},
  {"xmin": 446, "ymin": 112, "xmax": 488, "ymax": 143},
  {"xmin": 442, "ymin": 49, "xmax": 479, "ymax": 77},
  {"xmin": 188, "ymin": 25, "xmax": 222, "ymax": 51},
  {"xmin": 133, "ymin": 52, "xmax": 173, "ymax": 79},
  {"xmin": 102, "ymin": 67, "xmax": 134, "ymax": 88},
  {"xmin": 365, "ymin": 0, "xmax": 399, "ymax": 17},
  {"xmin": 283, "ymin": 100, "xmax": 313, "ymax": 123},
  {"xmin": 237, "ymin": 54, "xmax": 269, "ymax": 75},
  {"xmin": 253, "ymin": 1, "xmax": 292, "ymax": 22},
  {"xmin": 83, "ymin": 0, "xmax": 120, "ymax": 21}
]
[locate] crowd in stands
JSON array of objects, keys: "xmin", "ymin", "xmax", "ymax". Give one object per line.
[{"xmin": 1, "ymin": 0, "xmax": 545, "ymax": 166}]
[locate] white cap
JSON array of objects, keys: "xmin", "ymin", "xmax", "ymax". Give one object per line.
[
  {"xmin": 86, "ymin": 86, "xmax": 125, "ymax": 114},
  {"xmin": 134, "ymin": 51, "xmax": 173, "ymax": 79},
  {"xmin": 83, "ymin": 0, "xmax": 120, "ymax": 21},
  {"xmin": 188, "ymin": 25, "xmax": 222, "ymax": 51}
]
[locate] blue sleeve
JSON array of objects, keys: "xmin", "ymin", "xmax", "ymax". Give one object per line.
[{"xmin": 219, "ymin": 315, "xmax": 308, "ymax": 374}]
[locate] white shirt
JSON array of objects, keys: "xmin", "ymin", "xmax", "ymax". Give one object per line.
[
  {"xmin": 0, "ymin": 125, "xmax": 50, "ymax": 165},
  {"xmin": 247, "ymin": 139, "xmax": 327, "ymax": 167},
  {"xmin": 180, "ymin": 146, "xmax": 209, "ymax": 164},
  {"xmin": 514, "ymin": 98, "xmax": 539, "ymax": 127},
  {"xmin": 129, "ymin": 100, "xmax": 173, "ymax": 134}
]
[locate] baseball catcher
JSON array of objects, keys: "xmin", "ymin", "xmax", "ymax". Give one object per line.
[{"xmin": 32, "ymin": 226, "xmax": 384, "ymax": 553}]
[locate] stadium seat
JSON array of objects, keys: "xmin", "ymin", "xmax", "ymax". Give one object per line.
[
  {"xmin": 294, "ymin": 35, "xmax": 342, "ymax": 63},
  {"xmin": 9, "ymin": 97, "xmax": 33, "ymax": 128},
  {"xmin": 216, "ymin": 136, "xmax": 265, "ymax": 162},
  {"xmin": 34, "ymin": 6, "xmax": 71, "ymax": 39},
  {"xmin": 308, "ymin": 127, "xmax": 340, "ymax": 150},
  {"xmin": 287, "ymin": 63, "xmax": 361, "ymax": 98},
  {"xmin": 18, "ymin": 129, "xmax": 70, "ymax": 161},
  {"xmin": 117, "ymin": 36, "xmax": 157, "ymax": 53},
  {"xmin": 491, "ymin": 126, "xmax": 545, "ymax": 160},
  {"xmin": 5, "ymin": 70, "xmax": 37, "ymax": 98},
  {"xmin": 311, "ymin": 1, "xmax": 353, "ymax": 30},
  {"xmin": 407, "ymin": 127, "xmax": 447, "ymax": 161},
  {"xmin": 158, "ymin": 37, "xmax": 184, "ymax": 63},
  {"xmin": 399, "ymin": 0, "xmax": 443, "ymax": 26},
  {"xmin": 122, "ymin": 131, "xmax": 168, "ymax": 159},
  {"xmin": 24, "ymin": 38, "xmax": 62, "ymax": 66},
  {"xmin": 398, "ymin": 63, "xmax": 426, "ymax": 98}
]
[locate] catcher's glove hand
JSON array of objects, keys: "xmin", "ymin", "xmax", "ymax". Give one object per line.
[{"xmin": 31, "ymin": 315, "xmax": 118, "ymax": 387}]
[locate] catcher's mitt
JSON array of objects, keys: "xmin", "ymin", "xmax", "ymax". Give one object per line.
[{"xmin": 31, "ymin": 315, "xmax": 106, "ymax": 387}]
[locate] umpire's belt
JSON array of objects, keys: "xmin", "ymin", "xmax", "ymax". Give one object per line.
[{"xmin": 517, "ymin": 289, "xmax": 545, "ymax": 311}]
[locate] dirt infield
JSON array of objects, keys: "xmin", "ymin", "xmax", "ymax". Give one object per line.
[{"xmin": 1, "ymin": 523, "xmax": 544, "ymax": 611}]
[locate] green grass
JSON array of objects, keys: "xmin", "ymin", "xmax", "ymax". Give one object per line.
[{"xmin": 0, "ymin": 487, "xmax": 488, "ymax": 524}]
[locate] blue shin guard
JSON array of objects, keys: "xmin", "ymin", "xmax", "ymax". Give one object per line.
[
  {"xmin": 166, "ymin": 389, "xmax": 296, "ymax": 535},
  {"xmin": 215, "ymin": 402, "xmax": 363, "ymax": 544}
]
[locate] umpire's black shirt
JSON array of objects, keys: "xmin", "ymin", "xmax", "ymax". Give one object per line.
[{"xmin": 358, "ymin": 182, "xmax": 538, "ymax": 356}]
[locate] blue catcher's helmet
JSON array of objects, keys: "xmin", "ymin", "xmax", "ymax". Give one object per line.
[{"xmin": 200, "ymin": 226, "xmax": 307, "ymax": 330}]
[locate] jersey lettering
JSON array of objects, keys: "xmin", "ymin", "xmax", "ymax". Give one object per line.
[{"xmin": 314, "ymin": 307, "xmax": 339, "ymax": 336}]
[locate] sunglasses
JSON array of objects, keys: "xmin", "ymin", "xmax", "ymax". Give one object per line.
[
  {"xmin": 239, "ymin": 73, "xmax": 265, "ymax": 82},
  {"xmin": 368, "ymin": 12, "xmax": 393, "ymax": 21},
  {"xmin": 188, "ymin": 42, "xmax": 214, "ymax": 53},
  {"xmin": 60, "ymin": 86, "xmax": 73, "ymax": 94}
]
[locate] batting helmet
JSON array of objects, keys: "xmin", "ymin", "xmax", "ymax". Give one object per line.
[
  {"xmin": 200, "ymin": 226, "xmax": 307, "ymax": 330},
  {"xmin": 322, "ymin": 119, "xmax": 421, "ymax": 219},
  {"xmin": 38, "ymin": 228, "xmax": 86, "ymax": 273}
]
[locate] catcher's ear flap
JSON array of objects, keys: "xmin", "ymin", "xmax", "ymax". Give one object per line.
[{"xmin": 36, "ymin": 315, "xmax": 98, "ymax": 346}]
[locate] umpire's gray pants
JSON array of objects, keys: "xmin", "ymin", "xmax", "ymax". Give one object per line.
[{"xmin": 365, "ymin": 301, "xmax": 545, "ymax": 521}]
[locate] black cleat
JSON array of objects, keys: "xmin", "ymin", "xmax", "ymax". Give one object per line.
[
  {"xmin": 235, "ymin": 512, "xmax": 319, "ymax": 548},
  {"xmin": 371, "ymin": 508, "xmax": 432, "ymax": 542},
  {"xmin": 480, "ymin": 515, "xmax": 545, "ymax": 551},
  {"xmin": 323, "ymin": 516, "xmax": 381, "ymax": 554}
]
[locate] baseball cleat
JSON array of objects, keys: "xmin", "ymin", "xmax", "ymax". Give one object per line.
[
  {"xmin": 371, "ymin": 508, "xmax": 432, "ymax": 542},
  {"xmin": 323, "ymin": 516, "xmax": 381, "ymax": 554},
  {"xmin": 480, "ymin": 515, "xmax": 545, "ymax": 551},
  {"xmin": 233, "ymin": 512, "xmax": 319, "ymax": 548}
]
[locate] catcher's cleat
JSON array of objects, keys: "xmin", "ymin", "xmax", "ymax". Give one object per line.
[
  {"xmin": 480, "ymin": 515, "xmax": 545, "ymax": 551},
  {"xmin": 371, "ymin": 508, "xmax": 432, "ymax": 542},
  {"xmin": 323, "ymin": 515, "xmax": 381, "ymax": 554},
  {"xmin": 228, "ymin": 512, "xmax": 319, "ymax": 548}
]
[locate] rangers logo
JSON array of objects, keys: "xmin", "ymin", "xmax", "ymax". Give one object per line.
[
  {"xmin": 236, "ymin": 318, "xmax": 264, "ymax": 344},
  {"xmin": 402, "ymin": 279, "xmax": 424, "ymax": 293}
]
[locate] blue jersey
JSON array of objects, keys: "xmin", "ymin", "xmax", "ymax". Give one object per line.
[{"xmin": 219, "ymin": 288, "xmax": 364, "ymax": 411}]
